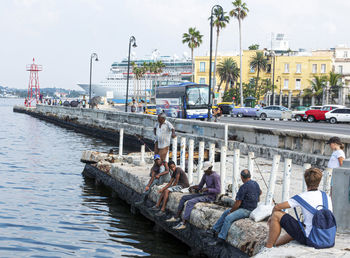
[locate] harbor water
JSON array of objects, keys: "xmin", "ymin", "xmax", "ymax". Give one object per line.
[{"xmin": 0, "ymin": 99, "xmax": 189, "ymax": 257}]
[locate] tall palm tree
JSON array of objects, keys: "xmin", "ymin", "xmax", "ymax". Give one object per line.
[
  {"xmin": 230, "ymin": 0, "xmax": 249, "ymax": 107},
  {"xmin": 182, "ymin": 27, "xmax": 203, "ymax": 81},
  {"xmin": 303, "ymin": 75, "xmax": 328, "ymax": 105},
  {"xmin": 211, "ymin": 9, "xmax": 230, "ymax": 94},
  {"xmin": 328, "ymin": 71, "xmax": 342, "ymax": 101},
  {"xmin": 249, "ymin": 51, "xmax": 268, "ymax": 98},
  {"xmin": 217, "ymin": 58, "xmax": 239, "ymax": 93}
]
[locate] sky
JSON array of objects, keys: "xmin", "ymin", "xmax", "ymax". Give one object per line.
[{"xmin": 0, "ymin": 0, "xmax": 349, "ymax": 90}]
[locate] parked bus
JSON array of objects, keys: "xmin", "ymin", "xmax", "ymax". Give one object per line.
[{"xmin": 156, "ymin": 82, "xmax": 210, "ymax": 119}]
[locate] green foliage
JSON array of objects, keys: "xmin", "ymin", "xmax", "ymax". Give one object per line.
[
  {"xmin": 217, "ymin": 58, "xmax": 239, "ymax": 93},
  {"xmin": 182, "ymin": 27, "xmax": 203, "ymax": 50},
  {"xmin": 211, "ymin": 8, "xmax": 230, "ymax": 33},
  {"xmin": 249, "ymin": 51, "xmax": 268, "ymax": 98},
  {"xmin": 229, "ymin": 0, "xmax": 249, "ymax": 20},
  {"xmin": 248, "ymin": 44, "xmax": 259, "ymax": 50},
  {"xmin": 303, "ymin": 75, "xmax": 328, "ymax": 104}
]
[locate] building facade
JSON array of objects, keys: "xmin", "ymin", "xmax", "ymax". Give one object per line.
[{"xmin": 195, "ymin": 50, "xmax": 333, "ymax": 107}]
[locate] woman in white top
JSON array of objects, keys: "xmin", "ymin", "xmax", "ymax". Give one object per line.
[{"xmin": 327, "ymin": 136, "xmax": 345, "ymax": 169}]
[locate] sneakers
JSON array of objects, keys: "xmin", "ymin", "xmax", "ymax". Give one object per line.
[
  {"xmin": 156, "ymin": 210, "xmax": 165, "ymax": 217},
  {"xmin": 150, "ymin": 205, "xmax": 160, "ymax": 211},
  {"xmin": 166, "ymin": 216, "xmax": 180, "ymax": 223},
  {"xmin": 173, "ymin": 222, "xmax": 186, "ymax": 230},
  {"xmin": 208, "ymin": 238, "xmax": 225, "ymax": 246}
]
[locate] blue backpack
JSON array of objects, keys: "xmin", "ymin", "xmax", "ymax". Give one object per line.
[{"xmin": 292, "ymin": 191, "xmax": 337, "ymax": 249}]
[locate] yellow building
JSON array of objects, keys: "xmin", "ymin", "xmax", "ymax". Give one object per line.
[{"xmin": 195, "ymin": 50, "xmax": 333, "ymax": 104}]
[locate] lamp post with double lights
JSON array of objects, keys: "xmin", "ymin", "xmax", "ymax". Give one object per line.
[
  {"xmin": 89, "ymin": 53, "xmax": 99, "ymax": 108},
  {"xmin": 207, "ymin": 5, "xmax": 224, "ymax": 121},
  {"xmin": 125, "ymin": 36, "xmax": 137, "ymax": 112}
]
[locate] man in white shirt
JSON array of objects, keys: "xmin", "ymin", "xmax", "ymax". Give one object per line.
[
  {"xmin": 154, "ymin": 113, "xmax": 176, "ymax": 161},
  {"xmin": 265, "ymin": 167, "xmax": 333, "ymax": 248}
]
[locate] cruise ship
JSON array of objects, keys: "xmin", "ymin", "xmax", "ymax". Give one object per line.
[{"xmin": 78, "ymin": 52, "xmax": 192, "ymax": 103}]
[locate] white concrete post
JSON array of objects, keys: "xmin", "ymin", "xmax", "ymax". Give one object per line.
[
  {"xmin": 172, "ymin": 136, "xmax": 178, "ymax": 165},
  {"xmin": 118, "ymin": 128, "xmax": 124, "ymax": 156},
  {"xmin": 209, "ymin": 143, "xmax": 215, "ymax": 170},
  {"xmin": 282, "ymin": 159, "xmax": 292, "ymax": 202},
  {"xmin": 197, "ymin": 141, "xmax": 205, "ymax": 184},
  {"xmin": 265, "ymin": 155, "xmax": 281, "ymax": 205},
  {"xmin": 188, "ymin": 139, "xmax": 194, "ymax": 185},
  {"xmin": 180, "ymin": 137, "xmax": 186, "ymax": 171},
  {"xmin": 323, "ymin": 168, "xmax": 333, "ymax": 195},
  {"xmin": 302, "ymin": 163, "xmax": 311, "ymax": 192},
  {"xmin": 224, "ymin": 124, "xmax": 228, "ymax": 147},
  {"xmin": 232, "ymin": 149, "xmax": 240, "ymax": 198},
  {"xmin": 140, "ymin": 144, "xmax": 145, "ymax": 164},
  {"xmin": 220, "ymin": 145, "xmax": 227, "ymax": 194},
  {"xmin": 248, "ymin": 152, "xmax": 255, "ymax": 179}
]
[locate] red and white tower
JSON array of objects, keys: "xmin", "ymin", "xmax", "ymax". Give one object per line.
[{"xmin": 25, "ymin": 58, "xmax": 42, "ymax": 107}]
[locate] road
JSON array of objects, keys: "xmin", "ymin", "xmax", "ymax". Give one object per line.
[{"xmin": 220, "ymin": 117, "xmax": 350, "ymax": 135}]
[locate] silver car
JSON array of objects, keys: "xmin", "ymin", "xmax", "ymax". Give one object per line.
[{"xmin": 256, "ymin": 105, "xmax": 292, "ymax": 119}]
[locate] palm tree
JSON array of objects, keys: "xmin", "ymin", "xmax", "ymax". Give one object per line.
[
  {"xmin": 210, "ymin": 9, "xmax": 230, "ymax": 94},
  {"xmin": 249, "ymin": 51, "xmax": 268, "ymax": 98},
  {"xmin": 230, "ymin": 0, "xmax": 249, "ymax": 107},
  {"xmin": 182, "ymin": 27, "xmax": 203, "ymax": 81},
  {"xmin": 328, "ymin": 71, "xmax": 342, "ymax": 101},
  {"xmin": 303, "ymin": 75, "xmax": 328, "ymax": 105},
  {"xmin": 217, "ymin": 58, "xmax": 239, "ymax": 93}
]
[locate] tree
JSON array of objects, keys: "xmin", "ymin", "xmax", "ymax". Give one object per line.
[
  {"xmin": 328, "ymin": 71, "xmax": 342, "ymax": 100},
  {"xmin": 230, "ymin": 0, "xmax": 249, "ymax": 107},
  {"xmin": 217, "ymin": 58, "xmax": 239, "ymax": 94},
  {"xmin": 182, "ymin": 27, "xmax": 203, "ymax": 82},
  {"xmin": 210, "ymin": 8, "xmax": 230, "ymax": 95},
  {"xmin": 303, "ymin": 75, "xmax": 328, "ymax": 105},
  {"xmin": 249, "ymin": 51, "xmax": 268, "ymax": 98},
  {"xmin": 248, "ymin": 44, "xmax": 259, "ymax": 50}
]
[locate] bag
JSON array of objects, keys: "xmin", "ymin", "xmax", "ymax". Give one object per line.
[
  {"xmin": 293, "ymin": 191, "xmax": 337, "ymax": 249},
  {"xmin": 249, "ymin": 203, "xmax": 274, "ymax": 222}
]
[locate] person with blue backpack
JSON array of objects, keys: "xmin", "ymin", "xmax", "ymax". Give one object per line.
[{"xmin": 265, "ymin": 167, "xmax": 336, "ymax": 249}]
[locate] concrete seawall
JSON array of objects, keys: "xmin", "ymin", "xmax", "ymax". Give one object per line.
[{"xmin": 14, "ymin": 105, "xmax": 350, "ymax": 167}]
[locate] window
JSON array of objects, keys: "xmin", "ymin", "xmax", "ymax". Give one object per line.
[
  {"xmin": 199, "ymin": 78, "xmax": 206, "ymax": 84},
  {"xmin": 295, "ymin": 79, "xmax": 301, "ymax": 90},
  {"xmin": 312, "ymin": 64, "xmax": 317, "ymax": 73},
  {"xmin": 284, "ymin": 79, "xmax": 289, "ymax": 89},
  {"xmin": 296, "ymin": 64, "xmax": 302, "ymax": 73},
  {"xmin": 211, "ymin": 62, "xmax": 214, "ymax": 72},
  {"xmin": 338, "ymin": 65, "xmax": 343, "ymax": 74},
  {"xmin": 267, "ymin": 64, "xmax": 271, "ymax": 73},
  {"xmin": 344, "ymin": 109, "xmax": 350, "ymax": 114},
  {"xmin": 321, "ymin": 64, "xmax": 326, "ymax": 73},
  {"xmin": 344, "ymin": 51, "xmax": 348, "ymax": 58},
  {"xmin": 332, "ymin": 109, "xmax": 344, "ymax": 114},
  {"xmin": 284, "ymin": 63, "xmax": 289, "ymax": 73},
  {"xmin": 199, "ymin": 62, "xmax": 205, "ymax": 72},
  {"xmin": 250, "ymin": 65, "xmax": 255, "ymax": 73}
]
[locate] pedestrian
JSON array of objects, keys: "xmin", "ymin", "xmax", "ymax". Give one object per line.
[
  {"xmin": 208, "ymin": 169, "xmax": 261, "ymax": 245},
  {"xmin": 131, "ymin": 99, "xmax": 137, "ymax": 112},
  {"xmin": 214, "ymin": 106, "xmax": 223, "ymax": 122},
  {"xmin": 154, "ymin": 113, "xmax": 176, "ymax": 161},
  {"xmin": 264, "ymin": 167, "xmax": 335, "ymax": 249},
  {"xmin": 135, "ymin": 154, "xmax": 171, "ymax": 205},
  {"xmin": 167, "ymin": 162, "xmax": 220, "ymax": 230},
  {"xmin": 327, "ymin": 136, "xmax": 345, "ymax": 169},
  {"xmin": 151, "ymin": 160, "xmax": 190, "ymax": 216}
]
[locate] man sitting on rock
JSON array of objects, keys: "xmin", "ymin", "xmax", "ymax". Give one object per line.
[
  {"xmin": 208, "ymin": 169, "xmax": 261, "ymax": 246},
  {"xmin": 135, "ymin": 154, "xmax": 171, "ymax": 205},
  {"xmin": 151, "ymin": 160, "xmax": 190, "ymax": 217},
  {"xmin": 265, "ymin": 167, "xmax": 334, "ymax": 249},
  {"xmin": 167, "ymin": 161, "xmax": 220, "ymax": 230}
]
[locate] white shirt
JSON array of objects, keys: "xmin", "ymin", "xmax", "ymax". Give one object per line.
[
  {"xmin": 155, "ymin": 120, "xmax": 174, "ymax": 149},
  {"xmin": 327, "ymin": 149, "xmax": 345, "ymax": 168},
  {"xmin": 288, "ymin": 191, "xmax": 333, "ymax": 237}
]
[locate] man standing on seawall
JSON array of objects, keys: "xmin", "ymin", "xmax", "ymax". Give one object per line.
[{"xmin": 154, "ymin": 113, "xmax": 176, "ymax": 161}]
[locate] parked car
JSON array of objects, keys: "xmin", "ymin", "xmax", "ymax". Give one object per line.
[
  {"xmin": 212, "ymin": 102, "xmax": 235, "ymax": 115},
  {"xmin": 292, "ymin": 106, "xmax": 322, "ymax": 122},
  {"xmin": 144, "ymin": 105, "xmax": 157, "ymax": 115},
  {"xmin": 256, "ymin": 105, "xmax": 292, "ymax": 119},
  {"xmin": 325, "ymin": 108, "xmax": 350, "ymax": 124},
  {"xmin": 304, "ymin": 105, "xmax": 346, "ymax": 122},
  {"xmin": 231, "ymin": 107, "xmax": 258, "ymax": 117}
]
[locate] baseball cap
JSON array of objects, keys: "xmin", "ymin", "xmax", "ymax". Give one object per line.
[
  {"xmin": 203, "ymin": 161, "xmax": 213, "ymax": 171},
  {"xmin": 154, "ymin": 154, "xmax": 161, "ymax": 160}
]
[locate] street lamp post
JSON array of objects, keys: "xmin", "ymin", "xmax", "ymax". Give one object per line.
[
  {"xmin": 266, "ymin": 50, "xmax": 275, "ymax": 105},
  {"xmin": 207, "ymin": 5, "xmax": 224, "ymax": 121},
  {"xmin": 125, "ymin": 36, "xmax": 137, "ymax": 112},
  {"xmin": 89, "ymin": 53, "xmax": 99, "ymax": 108}
]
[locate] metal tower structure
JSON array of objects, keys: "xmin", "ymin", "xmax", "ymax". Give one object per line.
[{"xmin": 26, "ymin": 58, "xmax": 42, "ymax": 107}]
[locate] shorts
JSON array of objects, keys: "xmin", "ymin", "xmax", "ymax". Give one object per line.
[
  {"xmin": 168, "ymin": 185, "xmax": 183, "ymax": 192},
  {"xmin": 280, "ymin": 214, "xmax": 307, "ymax": 245}
]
